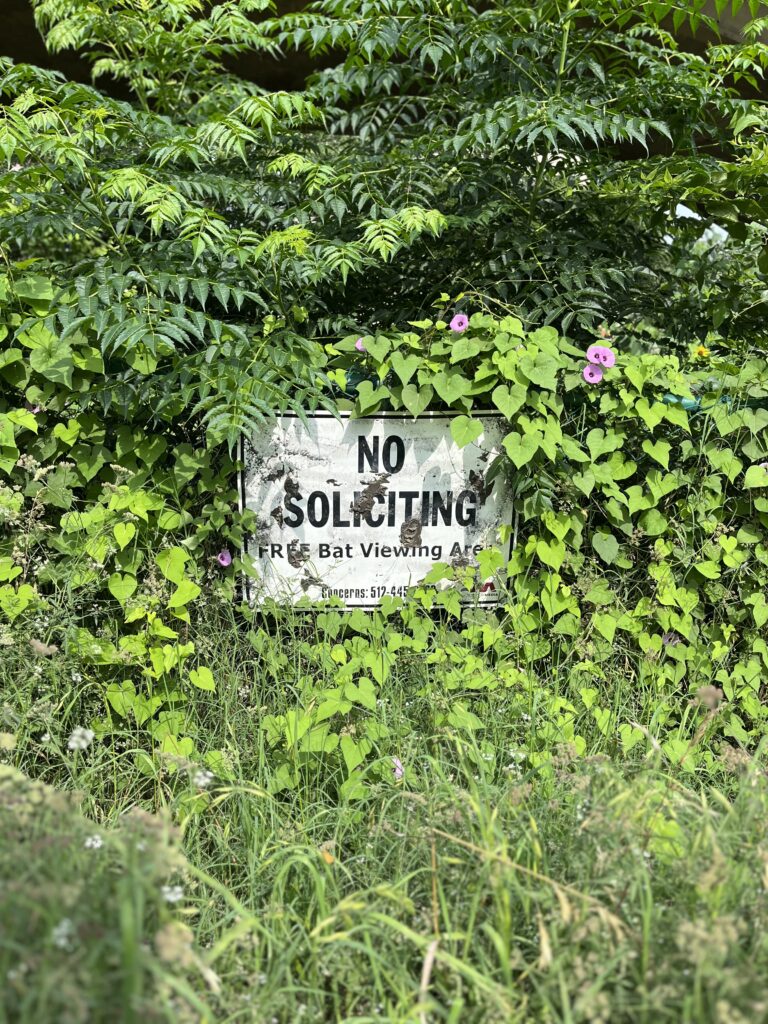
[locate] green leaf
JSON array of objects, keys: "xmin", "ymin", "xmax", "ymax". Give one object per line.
[
  {"xmin": 105, "ymin": 680, "xmax": 136, "ymax": 718},
  {"xmin": 114, "ymin": 522, "xmax": 136, "ymax": 550},
  {"xmin": 491, "ymin": 383, "xmax": 527, "ymax": 420},
  {"xmin": 450, "ymin": 336, "xmax": 481, "ymax": 362},
  {"xmin": 432, "ymin": 369, "xmax": 471, "ymax": 405},
  {"xmin": 450, "ymin": 415, "xmax": 484, "ymax": 448},
  {"xmin": 693, "ymin": 560, "xmax": 721, "ymax": 579},
  {"xmin": 361, "ymin": 335, "xmax": 390, "ymax": 362},
  {"xmin": 156, "ymin": 546, "xmax": 189, "ymax": 584},
  {"xmin": 519, "ymin": 354, "xmax": 559, "ymax": 390},
  {"xmin": 592, "ymin": 532, "xmax": 619, "ymax": 564},
  {"xmin": 355, "ymin": 380, "xmax": 390, "ymax": 415},
  {"xmin": 639, "ymin": 509, "xmax": 668, "ymax": 536},
  {"xmin": 29, "ymin": 336, "xmax": 75, "ymax": 389},
  {"xmin": 389, "ymin": 351, "xmax": 421, "ymax": 385},
  {"xmin": 642, "ymin": 439, "xmax": 671, "ymax": 469},
  {"xmin": 340, "ymin": 734, "xmax": 372, "ymax": 773},
  {"xmin": 586, "ymin": 428, "xmax": 622, "ymax": 460},
  {"xmin": 592, "ymin": 613, "xmax": 617, "ymax": 643},
  {"xmin": 168, "ymin": 579, "xmax": 201, "ymax": 607},
  {"xmin": 744, "ymin": 464, "xmax": 768, "ymax": 488},
  {"xmin": 503, "ymin": 430, "xmax": 540, "ymax": 468},
  {"xmin": 343, "ymin": 677, "xmax": 377, "ymax": 710},
  {"xmin": 400, "ymin": 383, "xmax": 432, "ymax": 417},
  {"xmin": 189, "ymin": 666, "xmax": 216, "ymax": 691},
  {"xmin": 536, "ymin": 538, "xmax": 565, "ymax": 570},
  {"xmin": 108, "ymin": 572, "xmax": 137, "ymax": 605}
]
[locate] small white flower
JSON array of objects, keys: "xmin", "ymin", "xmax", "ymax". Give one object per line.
[
  {"xmin": 71, "ymin": 672, "xmax": 82, "ymax": 683},
  {"xmin": 67, "ymin": 727, "xmax": 94, "ymax": 751},
  {"xmin": 51, "ymin": 918, "xmax": 75, "ymax": 950},
  {"xmin": 84, "ymin": 834, "xmax": 103, "ymax": 850},
  {"xmin": 161, "ymin": 884, "xmax": 184, "ymax": 904},
  {"xmin": 40, "ymin": 732, "xmax": 50, "ymax": 743},
  {"xmin": 192, "ymin": 769, "xmax": 214, "ymax": 790}
]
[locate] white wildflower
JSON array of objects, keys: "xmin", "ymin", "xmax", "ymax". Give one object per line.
[
  {"xmin": 161, "ymin": 884, "xmax": 184, "ymax": 904},
  {"xmin": 192, "ymin": 769, "xmax": 214, "ymax": 790},
  {"xmin": 51, "ymin": 918, "xmax": 75, "ymax": 950},
  {"xmin": 84, "ymin": 834, "xmax": 103, "ymax": 850},
  {"xmin": 67, "ymin": 727, "xmax": 94, "ymax": 751}
]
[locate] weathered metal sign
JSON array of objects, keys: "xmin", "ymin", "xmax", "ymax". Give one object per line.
[{"xmin": 241, "ymin": 412, "xmax": 511, "ymax": 608}]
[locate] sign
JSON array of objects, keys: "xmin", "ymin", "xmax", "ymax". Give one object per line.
[{"xmin": 240, "ymin": 412, "xmax": 511, "ymax": 608}]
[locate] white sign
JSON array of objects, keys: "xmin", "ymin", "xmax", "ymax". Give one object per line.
[{"xmin": 240, "ymin": 412, "xmax": 511, "ymax": 608}]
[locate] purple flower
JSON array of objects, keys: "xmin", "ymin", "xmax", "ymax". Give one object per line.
[
  {"xmin": 759, "ymin": 462, "xmax": 768, "ymax": 473},
  {"xmin": 662, "ymin": 631, "xmax": 682, "ymax": 647},
  {"xmin": 586, "ymin": 344, "xmax": 616, "ymax": 368},
  {"xmin": 450, "ymin": 314, "xmax": 469, "ymax": 333},
  {"xmin": 355, "ymin": 337, "xmax": 365, "ymax": 352},
  {"xmin": 25, "ymin": 401, "xmax": 41, "ymax": 414},
  {"xmin": 597, "ymin": 347, "xmax": 616, "ymax": 368},
  {"xmin": 216, "ymin": 550, "xmax": 232, "ymax": 568},
  {"xmin": 392, "ymin": 756, "xmax": 404, "ymax": 781},
  {"xmin": 582, "ymin": 364, "xmax": 603, "ymax": 384}
]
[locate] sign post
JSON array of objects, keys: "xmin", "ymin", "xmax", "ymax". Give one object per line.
[{"xmin": 241, "ymin": 412, "xmax": 511, "ymax": 608}]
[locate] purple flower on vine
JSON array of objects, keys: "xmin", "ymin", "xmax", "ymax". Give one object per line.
[
  {"xmin": 355, "ymin": 338, "xmax": 365, "ymax": 352},
  {"xmin": 586, "ymin": 344, "xmax": 616, "ymax": 368},
  {"xmin": 392, "ymin": 756, "xmax": 404, "ymax": 781},
  {"xmin": 662, "ymin": 631, "xmax": 682, "ymax": 647},
  {"xmin": 216, "ymin": 550, "xmax": 232, "ymax": 568},
  {"xmin": 583, "ymin": 364, "xmax": 603, "ymax": 384},
  {"xmin": 450, "ymin": 313, "xmax": 469, "ymax": 333}
]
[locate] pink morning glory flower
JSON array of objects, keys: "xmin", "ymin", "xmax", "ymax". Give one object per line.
[
  {"xmin": 597, "ymin": 347, "xmax": 616, "ymax": 368},
  {"xmin": 586, "ymin": 344, "xmax": 616, "ymax": 367},
  {"xmin": 355, "ymin": 338, "xmax": 365, "ymax": 352},
  {"xmin": 450, "ymin": 313, "xmax": 469, "ymax": 333},
  {"xmin": 583, "ymin": 364, "xmax": 603, "ymax": 384},
  {"xmin": 392, "ymin": 756, "xmax": 404, "ymax": 781},
  {"xmin": 759, "ymin": 462, "xmax": 768, "ymax": 472},
  {"xmin": 216, "ymin": 550, "xmax": 232, "ymax": 567}
]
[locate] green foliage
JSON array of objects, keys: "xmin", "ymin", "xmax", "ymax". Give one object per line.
[
  {"xmin": 265, "ymin": 0, "xmax": 768, "ymax": 344},
  {"xmin": 0, "ymin": 765, "xmax": 219, "ymax": 1023},
  {"xmin": 4, "ymin": 627, "xmax": 768, "ymax": 1023},
  {"xmin": 322, "ymin": 311, "xmax": 768, "ymax": 771}
]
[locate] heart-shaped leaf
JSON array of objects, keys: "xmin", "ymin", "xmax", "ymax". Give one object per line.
[
  {"xmin": 642, "ymin": 439, "xmax": 671, "ymax": 469},
  {"xmin": 536, "ymin": 538, "xmax": 565, "ymax": 570},
  {"xmin": 168, "ymin": 579, "xmax": 201, "ymax": 608},
  {"xmin": 592, "ymin": 532, "xmax": 619, "ymax": 564},
  {"xmin": 108, "ymin": 572, "xmax": 137, "ymax": 605},
  {"xmin": 503, "ymin": 430, "xmax": 540, "ymax": 469},
  {"xmin": 450, "ymin": 415, "xmax": 484, "ymax": 448},
  {"xmin": 619, "ymin": 723, "xmax": 645, "ymax": 753},
  {"xmin": 389, "ymin": 351, "xmax": 421, "ymax": 385},
  {"xmin": 355, "ymin": 380, "xmax": 390, "ymax": 415},
  {"xmin": 156, "ymin": 546, "xmax": 189, "ymax": 584},
  {"xmin": 491, "ymin": 383, "xmax": 527, "ymax": 420},
  {"xmin": 114, "ymin": 522, "xmax": 136, "ymax": 550},
  {"xmin": 432, "ymin": 369, "xmax": 471, "ymax": 405},
  {"xmin": 400, "ymin": 383, "xmax": 432, "ymax": 417},
  {"xmin": 744, "ymin": 464, "xmax": 768, "ymax": 488},
  {"xmin": 189, "ymin": 666, "xmax": 215, "ymax": 691},
  {"xmin": 106, "ymin": 680, "xmax": 136, "ymax": 718}
]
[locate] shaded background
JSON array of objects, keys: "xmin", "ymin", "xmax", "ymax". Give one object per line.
[
  {"xmin": 3, "ymin": 0, "xmax": 321, "ymax": 92},
  {"xmin": 4, "ymin": 0, "xmax": 751, "ymax": 95}
]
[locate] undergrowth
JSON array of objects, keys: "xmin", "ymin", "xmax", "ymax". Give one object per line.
[{"xmin": 2, "ymin": 601, "xmax": 768, "ymax": 1024}]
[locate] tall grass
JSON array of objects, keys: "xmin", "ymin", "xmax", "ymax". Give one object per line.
[{"xmin": 1, "ymin": 601, "xmax": 767, "ymax": 1022}]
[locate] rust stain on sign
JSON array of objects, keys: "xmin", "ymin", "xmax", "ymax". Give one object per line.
[{"xmin": 350, "ymin": 473, "xmax": 390, "ymax": 516}]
